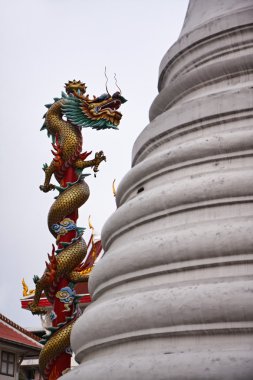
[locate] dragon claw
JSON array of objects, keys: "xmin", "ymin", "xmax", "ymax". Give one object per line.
[
  {"xmin": 28, "ymin": 302, "xmax": 47, "ymax": 315},
  {"xmin": 40, "ymin": 184, "xmax": 55, "ymax": 193},
  {"xmin": 95, "ymin": 150, "xmax": 105, "ymax": 160},
  {"xmin": 93, "ymin": 151, "xmax": 106, "ymax": 175}
]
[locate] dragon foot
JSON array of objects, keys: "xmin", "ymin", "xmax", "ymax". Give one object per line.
[
  {"xmin": 40, "ymin": 184, "xmax": 55, "ymax": 193},
  {"xmin": 93, "ymin": 151, "xmax": 106, "ymax": 175},
  {"xmin": 28, "ymin": 302, "xmax": 47, "ymax": 315}
]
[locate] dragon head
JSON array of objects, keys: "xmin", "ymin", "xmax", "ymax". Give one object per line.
[{"xmin": 62, "ymin": 80, "xmax": 127, "ymax": 130}]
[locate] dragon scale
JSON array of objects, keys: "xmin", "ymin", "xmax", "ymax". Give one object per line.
[{"xmin": 27, "ymin": 80, "xmax": 126, "ymax": 380}]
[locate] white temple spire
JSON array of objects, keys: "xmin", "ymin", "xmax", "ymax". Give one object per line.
[{"xmin": 62, "ymin": 1, "xmax": 253, "ymax": 378}]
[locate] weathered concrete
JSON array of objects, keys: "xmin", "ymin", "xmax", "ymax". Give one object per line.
[{"xmin": 62, "ymin": 1, "xmax": 253, "ymax": 378}]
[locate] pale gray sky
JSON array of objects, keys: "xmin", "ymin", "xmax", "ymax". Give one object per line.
[{"xmin": 0, "ymin": 0, "xmax": 188, "ymax": 327}]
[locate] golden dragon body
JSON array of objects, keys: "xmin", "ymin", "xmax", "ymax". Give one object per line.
[{"xmin": 27, "ymin": 80, "xmax": 126, "ymax": 379}]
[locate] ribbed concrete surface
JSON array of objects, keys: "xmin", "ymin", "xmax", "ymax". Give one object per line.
[{"xmin": 62, "ymin": 1, "xmax": 253, "ymax": 379}]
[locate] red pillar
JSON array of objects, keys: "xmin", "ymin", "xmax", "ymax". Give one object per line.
[{"xmin": 49, "ymin": 167, "xmax": 78, "ymax": 379}]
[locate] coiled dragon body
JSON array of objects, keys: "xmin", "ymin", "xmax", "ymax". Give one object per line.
[{"xmin": 28, "ymin": 80, "xmax": 126, "ymax": 379}]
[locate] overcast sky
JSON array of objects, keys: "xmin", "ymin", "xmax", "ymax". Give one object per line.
[{"xmin": 0, "ymin": 0, "xmax": 188, "ymax": 328}]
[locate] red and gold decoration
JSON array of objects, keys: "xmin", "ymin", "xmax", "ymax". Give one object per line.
[{"xmin": 24, "ymin": 80, "xmax": 126, "ymax": 379}]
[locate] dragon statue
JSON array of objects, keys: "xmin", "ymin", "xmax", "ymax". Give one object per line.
[{"xmin": 27, "ymin": 80, "xmax": 126, "ymax": 380}]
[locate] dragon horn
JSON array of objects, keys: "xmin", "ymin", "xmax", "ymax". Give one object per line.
[
  {"xmin": 104, "ymin": 66, "xmax": 111, "ymax": 95},
  {"xmin": 114, "ymin": 73, "xmax": 122, "ymax": 94}
]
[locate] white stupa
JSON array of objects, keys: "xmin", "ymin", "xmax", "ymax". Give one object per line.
[{"xmin": 62, "ymin": 1, "xmax": 253, "ymax": 378}]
